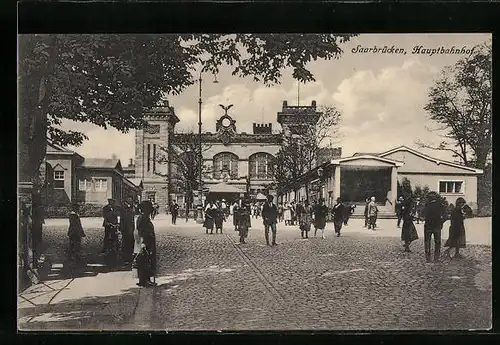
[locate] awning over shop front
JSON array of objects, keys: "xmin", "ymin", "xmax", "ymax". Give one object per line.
[{"xmin": 208, "ymin": 182, "xmax": 246, "ymax": 194}]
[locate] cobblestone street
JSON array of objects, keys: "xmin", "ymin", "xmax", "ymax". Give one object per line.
[{"xmin": 18, "ymin": 215, "xmax": 492, "ymax": 331}]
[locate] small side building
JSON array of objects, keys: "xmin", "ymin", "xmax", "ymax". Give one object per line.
[
  {"xmin": 278, "ymin": 146, "xmax": 483, "ymax": 216},
  {"xmin": 44, "ymin": 142, "xmax": 143, "ymax": 217}
]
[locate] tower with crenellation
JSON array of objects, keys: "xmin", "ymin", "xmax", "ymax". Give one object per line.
[{"xmin": 134, "ymin": 99, "xmax": 179, "ymax": 206}]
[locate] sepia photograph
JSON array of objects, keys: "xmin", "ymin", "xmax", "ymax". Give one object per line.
[{"xmin": 17, "ymin": 33, "xmax": 492, "ymax": 331}]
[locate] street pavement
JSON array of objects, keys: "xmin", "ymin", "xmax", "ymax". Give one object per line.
[{"xmin": 18, "ymin": 215, "xmax": 492, "ymax": 331}]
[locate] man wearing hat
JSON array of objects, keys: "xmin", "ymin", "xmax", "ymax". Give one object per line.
[
  {"xmin": 102, "ymin": 198, "xmax": 119, "ymax": 253},
  {"xmin": 422, "ymin": 192, "xmax": 446, "ymax": 263},
  {"xmin": 262, "ymin": 194, "xmax": 279, "ymax": 246}
]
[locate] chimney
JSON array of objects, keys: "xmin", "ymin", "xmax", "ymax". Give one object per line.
[
  {"xmin": 129, "ymin": 158, "xmax": 134, "ymax": 167},
  {"xmin": 311, "ymin": 100, "xmax": 317, "ymax": 107},
  {"xmin": 283, "ymin": 100, "xmax": 288, "ymax": 108}
]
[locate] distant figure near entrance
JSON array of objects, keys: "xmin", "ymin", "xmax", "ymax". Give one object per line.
[
  {"xmin": 262, "ymin": 195, "xmax": 279, "ymax": 246},
  {"xmin": 332, "ymin": 197, "xmax": 345, "ymax": 237}
]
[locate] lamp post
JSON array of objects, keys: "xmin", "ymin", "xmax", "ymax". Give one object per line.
[{"xmin": 196, "ymin": 66, "xmax": 218, "ymax": 223}]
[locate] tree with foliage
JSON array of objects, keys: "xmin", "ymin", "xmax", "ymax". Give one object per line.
[
  {"xmin": 273, "ymin": 104, "xmax": 342, "ymax": 197},
  {"xmin": 417, "ymin": 40, "xmax": 491, "ymax": 213},
  {"xmin": 19, "ymin": 33, "xmax": 355, "ymax": 257},
  {"xmin": 397, "ymin": 178, "xmax": 450, "ymax": 219},
  {"xmin": 156, "ymin": 132, "xmax": 212, "ymax": 213}
]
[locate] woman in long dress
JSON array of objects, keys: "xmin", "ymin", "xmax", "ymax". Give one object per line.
[
  {"xmin": 443, "ymin": 197, "xmax": 470, "ymax": 259},
  {"xmin": 401, "ymin": 198, "xmax": 419, "ymax": 252},
  {"xmin": 299, "ymin": 200, "xmax": 313, "ymax": 239},
  {"xmin": 283, "ymin": 203, "xmax": 292, "ymax": 226},
  {"xmin": 203, "ymin": 202, "xmax": 217, "ymax": 234},
  {"xmin": 135, "ymin": 200, "xmax": 157, "ymax": 287},
  {"xmin": 314, "ymin": 198, "xmax": 329, "ymax": 239}
]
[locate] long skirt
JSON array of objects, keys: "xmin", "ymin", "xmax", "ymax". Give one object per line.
[
  {"xmin": 444, "ymin": 225, "xmax": 466, "ymax": 248},
  {"xmin": 401, "ymin": 220, "xmax": 419, "ymax": 243},
  {"xmin": 203, "ymin": 217, "xmax": 214, "ymax": 230},
  {"xmin": 284, "ymin": 209, "xmax": 292, "ymax": 221},
  {"xmin": 334, "ymin": 219, "xmax": 343, "ymax": 233},
  {"xmin": 215, "ymin": 216, "xmax": 224, "ymax": 229},
  {"xmin": 315, "ymin": 217, "xmax": 327, "ymax": 230}
]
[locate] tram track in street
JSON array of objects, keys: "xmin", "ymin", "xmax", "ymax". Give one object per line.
[{"xmin": 224, "ymin": 233, "xmax": 285, "ymax": 303}]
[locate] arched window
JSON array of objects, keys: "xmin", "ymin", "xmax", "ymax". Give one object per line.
[
  {"xmin": 249, "ymin": 153, "xmax": 274, "ymax": 180},
  {"xmin": 213, "ymin": 152, "xmax": 239, "ymax": 179}
]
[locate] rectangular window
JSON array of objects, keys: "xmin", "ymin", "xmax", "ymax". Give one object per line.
[
  {"xmin": 79, "ymin": 179, "xmax": 92, "ymax": 191},
  {"xmin": 153, "ymin": 144, "xmax": 156, "ymax": 172},
  {"xmin": 147, "ymin": 144, "xmax": 151, "ymax": 172},
  {"xmin": 54, "ymin": 171, "xmax": 65, "ymax": 189},
  {"xmin": 439, "ymin": 180, "xmax": 463, "ymax": 194},
  {"xmin": 95, "ymin": 178, "xmax": 108, "ymax": 192}
]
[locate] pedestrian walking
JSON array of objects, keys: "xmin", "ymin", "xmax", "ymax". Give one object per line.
[
  {"xmin": 299, "ymin": 200, "xmax": 313, "ymax": 239},
  {"xmin": 102, "ymin": 198, "xmax": 119, "ymax": 254},
  {"xmin": 367, "ymin": 196, "xmax": 378, "ymax": 230},
  {"xmin": 395, "ymin": 196, "xmax": 404, "ymax": 228},
  {"xmin": 443, "ymin": 197, "xmax": 471, "ymax": 260},
  {"xmin": 363, "ymin": 198, "xmax": 370, "ymax": 228},
  {"xmin": 332, "ymin": 197, "xmax": 345, "ymax": 237},
  {"xmin": 414, "ymin": 198, "xmax": 422, "ymax": 224},
  {"xmin": 214, "ymin": 201, "xmax": 225, "ymax": 234},
  {"xmin": 238, "ymin": 199, "xmax": 252, "ymax": 244},
  {"xmin": 120, "ymin": 199, "xmax": 135, "ymax": 264},
  {"xmin": 290, "ymin": 201, "xmax": 297, "ymax": 226},
  {"xmin": 134, "ymin": 200, "xmax": 157, "ymax": 287},
  {"xmin": 262, "ymin": 195, "xmax": 279, "ymax": 246},
  {"xmin": 283, "ymin": 202, "xmax": 292, "ymax": 226},
  {"xmin": 67, "ymin": 203, "xmax": 85, "ymax": 263},
  {"xmin": 171, "ymin": 200, "xmax": 179, "ymax": 225},
  {"xmin": 278, "ymin": 202, "xmax": 284, "ymax": 223},
  {"xmin": 232, "ymin": 200, "xmax": 240, "ymax": 231},
  {"xmin": 401, "ymin": 198, "xmax": 419, "ymax": 252},
  {"xmin": 203, "ymin": 201, "xmax": 216, "ymax": 234},
  {"xmin": 313, "ymin": 198, "xmax": 329, "ymax": 239},
  {"xmin": 422, "ymin": 192, "xmax": 446, "ymax": 263}
]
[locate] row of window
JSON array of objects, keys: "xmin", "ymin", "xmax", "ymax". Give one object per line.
[
  {"xmin": 79, "ymin": 178, "xmax": 108, "ymax": 192},
  {"xmin": 52, "ymin": 171, "xmax": 109, "ymax": 192},
  {"xmin": 213, "ymin": 152, "xmax": 274, "ymax": 180}
]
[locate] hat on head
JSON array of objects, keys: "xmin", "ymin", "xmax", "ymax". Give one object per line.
[{"xmin": 371, "ymin": 196, "xmax": 375, "ymax": 201}]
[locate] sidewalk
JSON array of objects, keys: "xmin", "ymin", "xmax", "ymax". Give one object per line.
[{"xmin": 18, "ymin": 268, "xmax": 140, "ymax": 330}]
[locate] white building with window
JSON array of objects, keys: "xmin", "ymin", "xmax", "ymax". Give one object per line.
[{"xmin": 280, "ymin": 145, "xmax": 483, "ymax": 214}]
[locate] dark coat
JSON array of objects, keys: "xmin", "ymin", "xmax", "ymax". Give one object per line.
[
  {"xmin": 423, "ymin": 200, "xmax": 445, "ymax": 231},
  {"xmin": 120, "ymin": 206, "xmax": 135, "ymax": 235},
  {"xmin": 314, "ymin": 204, "xmax": 329, "ymax": 229},
  {"xmin": 262, "ymin": 201, "xmax": 279, "ymax": 225},
  {"xmin": 103, "ymin": 204, "xmax": 119, "ymax": 227},
  {"xmin": 136, "ymin": 215, "xmax": 156, "ymax": 276},
  {"xmin": 203, "ymin": 207, "xmax": 216, "ymax": 229},
  {"xmin": 214, "ymin": 207, "xmax": 225, "ymax": 228},
  {"xmin": 401, "ymin": 202, "xmax": 418, "ymax": 243},
  {"xmin": 171, "ymin": 203, "xmax": 179, "ymax": 215},
  {"xmin": 68, "ymin": 212, "xmax": 85, "ymax": 240},
  {"xmin": 332, "ymin": 202, "xmax": 345, "ymax": 222},
  {"xmin": 445, "ymin": 207, "xmax": 466, "ymax": 248}
]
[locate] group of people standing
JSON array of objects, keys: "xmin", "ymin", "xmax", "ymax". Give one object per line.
[
  {"xmin": 394, "ymin": 193, "xmax": 471, "ymax": 262},
  {"xmin": 67, "ymin": 198, "xmax": 158, "ymax": 288}
]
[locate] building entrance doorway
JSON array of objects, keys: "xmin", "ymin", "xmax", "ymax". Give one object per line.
[{"xmin": 340, "ymin": 168, "xmax": 391, "ymax": 203}]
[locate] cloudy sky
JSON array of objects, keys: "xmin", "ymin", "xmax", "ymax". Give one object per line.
[{"xmin": 66, "ymin": 33, "xmax": 490, "ymax": 164}]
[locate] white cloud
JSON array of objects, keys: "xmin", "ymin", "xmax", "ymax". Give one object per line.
[{"xmin": 332, "ymin": 58, "xmax": 448, "ymax": 158}]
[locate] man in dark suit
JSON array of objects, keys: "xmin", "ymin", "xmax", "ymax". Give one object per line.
[
  {"xmin": 102, "ymin": 198, "xmax": 119, "ymax": 253},
  {"xmin": 262, "ymin": 195, "xmax": 279, "ymax": 246},
  {"xmin": 422, "ymin": 192, "xmax": 446, "ymax": 263}
]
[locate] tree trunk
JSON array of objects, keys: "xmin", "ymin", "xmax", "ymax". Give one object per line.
[{"xmin": 27, "ymin": 34, "xmax": 59, "ymax": 262}]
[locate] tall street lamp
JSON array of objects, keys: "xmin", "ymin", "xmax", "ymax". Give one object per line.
[{"xmin": 196, "ymin": 65, "xmax": 218, "ymax": 223}]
